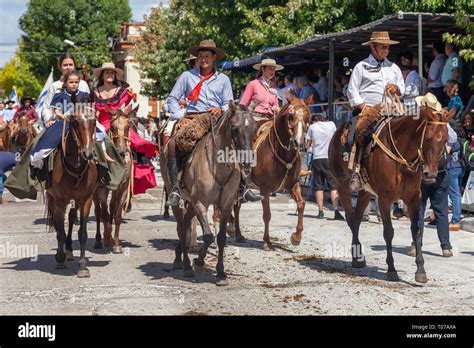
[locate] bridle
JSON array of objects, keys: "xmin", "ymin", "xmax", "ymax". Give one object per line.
[{"xmin": 371, "ymin": 109, "xmax": 448, "ymax": 173}]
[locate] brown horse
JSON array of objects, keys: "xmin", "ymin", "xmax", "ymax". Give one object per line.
[
  {"xmin": 93, "ymin": 108, "xmax": 133, "ymax": 254},
  {"xmin": 11, "ymin": 113, "xmax": 37, "ymax": 154},
  {"xmin": 0, "ymin": 121, "xmax": 12, "ymax": 151},
  {"xmin": 232, "ymin": 95, "xmax": 313, "ymax": 250},
  {"xmin": 160, "ymin": 102, "xmax": 256, "ymax": 285},
  {"xmin": 46, "ymin": 107, "xmax": 98, "ymax": 278},
  {"xmin": 328, "ymin": 106, "xmax": 456, "ymax": 283}
]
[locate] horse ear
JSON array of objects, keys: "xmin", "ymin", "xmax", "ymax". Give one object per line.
[
  {"xmin": 286, "ymin": 90, "xmax": 296, "ymax": 103},
  {"xmin": 229, "ymin": 100, "xmax": 237, "ymax": 113},
  {"xmin": 304, "ymin": 94, "xmax": 313, "ymax": 106}
]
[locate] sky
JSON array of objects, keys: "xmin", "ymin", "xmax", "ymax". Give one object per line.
[{"xmin": 0, "ymin": 0, "xmax": 168, "ymax": 68}]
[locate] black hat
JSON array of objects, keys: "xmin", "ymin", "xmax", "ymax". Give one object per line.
[
  {"xmin": 5, "ymin": 100, "xmax": 14, "ymax": 104},
  {"xmin": 21, "ymin": 96, "xmax": 34, "ymax": 105}
]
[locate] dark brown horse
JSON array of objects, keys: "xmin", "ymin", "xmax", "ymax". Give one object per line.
[
  {"xmin": 93, "ymin": 108, "xmax": 133, "ymax": 254},
  {"xmin": 160, "ymin": 102, "xmax": 256, "ymax": 285},
  {"xmin": 0, "ymin": 121, "xmax": 12, "ymax": 151},
  {"xmin": 328, "ymin": 106, "xmax": 456, "ymax": 283},
  {"xmin": 11, "ymin": 113, "xmax": 37, "ymax": 154},
  {"xmin": 46, "ymin": 106, "xmax": 98, "ymax": 278},
  {"xmin": 232, "ymin": 95, "xmax": 313, "ymax": 250}
]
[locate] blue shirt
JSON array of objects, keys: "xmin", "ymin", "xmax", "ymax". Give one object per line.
[
  {"xmin": 167, "ymin": 68, "xmax": 234, "ymax": 121},
  {"xmin": 448, "ymin": 95, "xmax": 464, "ymax": 122},
  {"xmin": 0, "ymin": 151, "xmax": 17, "ymax": 174},
  {"xmin": 442, "ymin": 52, "xmax": 463, "ymax": 85},
  {"xmin": 428, "ymin": 54, "xmax": 447, "ymax": 88},
  {"xmin": 50, "ymin": 90, "xmax": 90, "ymax": 114}
]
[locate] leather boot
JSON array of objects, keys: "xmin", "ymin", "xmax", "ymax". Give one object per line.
[
  {"xmin": 165, "ymin": 156, "xmax": 181, "ymax": 207},
  {"xmin": 239, "ymin": 178, "xmax": 262, "ymax": 203}
]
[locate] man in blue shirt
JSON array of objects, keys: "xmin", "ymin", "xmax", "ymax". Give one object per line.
[
  {"xmin": 165, "ymin": 40, "xmax": 261, "ymax": 206},
  {"xmin": 441, "ymin": 43, "xmax": 463, "ymax": 88}
]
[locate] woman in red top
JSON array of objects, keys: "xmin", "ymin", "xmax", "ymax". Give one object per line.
[
  {"xmin": 93, "ymin": 62, "xmax": 156, "ymax": 196},
  {"xmin": 12, "ymin": 96, "xmax": 38, "ymax": 123}
]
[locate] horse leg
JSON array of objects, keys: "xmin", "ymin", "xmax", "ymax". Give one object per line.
[
  {"xmin": 163, "ymin": 190, "xmax": 170, "ymax": 218},
  {"xmin": 290, "ymin": 182, "xmax": 305, "ymax": 246},
  {"xmin": 378, "ymin": 197, "xmax": 399, "ymax": 281},
  {"xmin": 233, "ymin": 202, "xmax": 246, "ymax": 243},
  {"xmin": 262, "ymin": 192, "xmax": 272, "ymax": 251},
  {"xmin": 101, "ymin": 189, "xmax": 112, "ymax": 247},
  {"xmin": 112, "ymin": 188, "xmax": 128, "ymax": 254},
  {"xmin": 216, "ymin": 209, "xmax": 231, "ymax": 286},
  {"xmin": 351, "ymin": 191, "xmax": 371, "ymax": 267},
  {"xmin": 172, "ymin": 206, "xmax": 184, "ymax": 270},
  {"xmin": 77, "ymin": 198, "xmax": 93, "ymax": 278},
  {"xmin": 65, "ymin": 208, "xmax": 76, "ymax": 261},
  {"xmin": 193, "ymin": 201, "xmax": 214, "ymax": 268},
  {"xmin": 51, "ymin": 202, "xmax": 67, "ymax": 269},
  {"xmin": 406, "ymin": 192, "xmax": 427, "ymax": 283},
  {"xmin": 93, "ymin": 192, "xmax": 103, "ymax": 249},
  {"xmin": 179, "ymin": 206, "xmax": 194, "ymax": 277}
]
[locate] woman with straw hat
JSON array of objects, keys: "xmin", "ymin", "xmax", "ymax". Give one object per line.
[{"xmin": 239, "ymin": 58, "xmax": 284, "ymax": 120}]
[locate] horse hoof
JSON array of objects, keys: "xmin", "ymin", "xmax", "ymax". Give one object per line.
[
  {"xmin": 415, "ymin": 272, "xmax": 428, "ymax": 283},
  {"xmin": 386, "ymin": 271, "xmax": 400, "ymax": 282},
  {"xmin": 216, "ymin": 277, "xmax": 228, "ymax": 287},
  {"xmin": 290, "ymin": 233, "xmax": 301, "ymax": 246},
  {"xmin": 56, "ymin": 262, "xmax": 66, "ymax": 269},
  {"xmin": 183, "ymin": 269, "xmax": 195, "ymax": 278},
  {"xmin": 112, "ymin": 245, "xmax": 123, "ymax": 254},
  {"xmin": 193, "ymin": 258, "xmax": 205, "ymax": 267},
  {"xmin": 103, "ymin": 240, "xmax": 113, "ymax": 248},
  {"xmin": 351, "ymin": 259, "xmax": 366, "ymax": 268},
  {"xmin": 65, "ymin": 250, "xmax": 74, "ymax": 261},
  {"xmin": 226, "ymin": 224, "xmax": 236, "ymax": 237},
  {"xmin": 235, "ymin": 235, "xmax": 246, "ymax": 244},
  {"xmin": 77, "ymin": 269, "xmax": 90, "ymax": 278},
  {"xmin": 173, "ymin": 262, "xmax": 183, "ymax": 270},
  {"xmin": 94, "ymin": 242, "xmax": 103, "ymax": 249}
]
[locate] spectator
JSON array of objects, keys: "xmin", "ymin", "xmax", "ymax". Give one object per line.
[
  {"xmin": 442, "ymin": 43, "xmax": 463, "ymax": 88},
  {"xmin": 401, "ymin": 65, "xmax": 420, "ymax": 103},
  {"xmin": 0, "ymin": 151, "xmax": 17, "ymax": 205},
  {"xmin": 294, "ymin": 75, "xmax": 320, "ymax": 112},
  {"xmin": 400, "ymin": 50, "xmax": 414, "ymax": 66},
  {"xmin": 445, "ymin": 80, "xmax": 464, "ymax": 122},
  {"xmin": 305, "ymin": 114, "xmax": 344, "ymax": 220},
  {"xmin": 425, "ymin": 42, "xmax": 447, "ymax": 105},
  {"xmin": 313, "ymin": 66, "xmax": 328, "ymax": 102},
  {"xmin": 447, "ymin": 122, "xmax": 465, "ymax": 231},
  {"xmin": 277, "ymin": 74, "xmax": 295, "ymax": 106}
]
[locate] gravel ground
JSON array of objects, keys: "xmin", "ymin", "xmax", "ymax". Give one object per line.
[{"xmin": 0, "ymin": 187, "xmax": 473, "ymax": 316}]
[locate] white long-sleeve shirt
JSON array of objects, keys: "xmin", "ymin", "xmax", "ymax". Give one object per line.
[
  {"xmin": 40, "ymin": 79, "xmax": 90, "ymax": 124},
  {"xmin": 347, "ymin": 54, "xmax": 405, "ymax": 107}
]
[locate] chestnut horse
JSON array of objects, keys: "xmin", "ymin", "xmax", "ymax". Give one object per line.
[
  {"xmin": 0, "ymin": 121, "xmax": 12, "ymax": 151},
  {"xmin": 232, "ymin": 95, "xmax": 312, "ymax": 250},
  {"xmin": 11, "ymin": 113, "xmax": 37, "ymax": 154},
  {"xmin": 160, "ymin": 102, "xmax": 256, "ymax": 285},
  {"xmin": 93, "ymin": 108, "xmax": 133, "ymax": 253},
  {"xmin": 328, "ymin": 106, "xmax": 455, "ymax": 283},
  {"xmin": 46, "ymin": 107, "xmax": 98, "ymax": 278}
]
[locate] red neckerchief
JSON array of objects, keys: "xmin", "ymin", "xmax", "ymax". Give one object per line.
[{"xmin": 187, "ymin": 69, "xmax": 215, "ymax": 104}]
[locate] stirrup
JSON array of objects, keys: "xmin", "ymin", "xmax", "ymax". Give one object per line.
[{"xmin": 239, "ymin": 187, "xmax": 262, "ymax": 203}]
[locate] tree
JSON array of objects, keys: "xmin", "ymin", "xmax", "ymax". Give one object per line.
[
  {"xmin": 19, "ymin": 0, "xmax": 132, "ymax": 81},
  {"xmin": 0, "ymin": 49, "xmax": 42, "ymax": 99}
]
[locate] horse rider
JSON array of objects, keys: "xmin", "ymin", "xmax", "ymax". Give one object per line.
[
  {"xmin": 347, "ymin": 31, "xmax": 405, "ymax": 192},
  {"xmin": 3, "ymin": 100, "xmax": 17, "ymax": 123},
  {"xmin": 11, "ymin": 96, "xmax": 38, "ymax": 123},
  {"xmin": 165, "ymin": 39, "xmax": 262, "ymax": 206}
]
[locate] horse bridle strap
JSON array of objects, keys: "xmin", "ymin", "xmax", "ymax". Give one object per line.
[
  {"xmin": 268, "ymin": 127, "xmax": 298, "ymax": 192},
  {"xmin": 372, "ymin": 118, "xmax": 447, "ymax": 172}
]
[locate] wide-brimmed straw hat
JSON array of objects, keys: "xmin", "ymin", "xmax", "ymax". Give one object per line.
[
  {"xmin": 362, "ymin": 31, "xmax": 399, "ymax": 46},
  {"xmin": 93, "ymin": 62, "xmax": 124, "ymax": 80},
  {"xmin": 187, "ymin": 40, "xmax": 226, "ymax": 61},
  {"xmin": 252, "ymin": 58, "xmax": 284, "ymax": 71},
  {"xmin": 415, "ymin": 92, "xmax": 442, "ymax": 112}
]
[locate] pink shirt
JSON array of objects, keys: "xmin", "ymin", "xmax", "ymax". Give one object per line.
[{"xmin": 240, "ymin": 79, "xmax": 279, "ymax": 116}]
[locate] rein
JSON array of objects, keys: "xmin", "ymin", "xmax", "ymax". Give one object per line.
[
  {"xmin": 268, "ymin": 103, "xmax": 307, "ymax": 192},
  {"xmin": 371, "ymin": 114, "xmax": 447, "ymax": 173}
]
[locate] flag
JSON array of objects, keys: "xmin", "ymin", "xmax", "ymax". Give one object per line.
[
  {"xmin": 9, "ymin": 87, "xmax": 19, "ymax": 110},
  {"xmin": 35, "ymin": 67, "xmax": 54, "ymax": 116}
]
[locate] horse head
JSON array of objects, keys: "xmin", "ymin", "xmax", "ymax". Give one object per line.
[
  {"xmin": 109, "ymin": 105, "xmax": 132, "ymax": 159},
  {"xmin": 283, "ymin": 92, "xmax": 312, "ymax": 147},
  {"xmin": 70, "ymin": 105, "xmax": 97, "ymax": 161},
  {"xmin": 227, "ymin": 101, "xmax": 257, "ymax": 167},
  {"xmin": 420, "ymin": 106, "xmax": 456, "ymax": 183},
  {"xmin": 17, "ymin": 113, "xmax": 30, "ymax": 135}
]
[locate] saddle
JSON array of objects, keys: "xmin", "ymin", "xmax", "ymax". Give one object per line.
[{"xmin": 340, "ymin": 104, "xmax": 383, "ymax": 148}]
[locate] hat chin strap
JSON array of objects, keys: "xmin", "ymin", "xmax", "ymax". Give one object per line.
[{"xmin": 370, "ymin": 45, "xmax": 385, "ymax": 62}]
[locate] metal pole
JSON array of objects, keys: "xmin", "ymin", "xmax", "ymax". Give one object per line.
[
  {"xmin": 328, "ymin": 38, "xmax": 335, "ymax": 121},
  {"xmin": 418, "ymin": 14, "xmax": 423, "ymax": 94}
]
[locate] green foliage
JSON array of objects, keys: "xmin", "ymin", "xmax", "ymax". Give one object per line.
[
  {"xmin": 0, "ymin": 48, "xmax": 42, "ymax": 99},
  {"xmin": 19, "ymin": 0, "xmax": 132, "ymax": 80}
]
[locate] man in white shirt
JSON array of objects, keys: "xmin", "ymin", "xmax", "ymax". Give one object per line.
[
  {"xmin": 305, "ymin": 115, "xmax": 344, "ymax": 220},
  {"xmin": 346, "ymin": 31, "xmax": 405, "ymax": 192}
]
